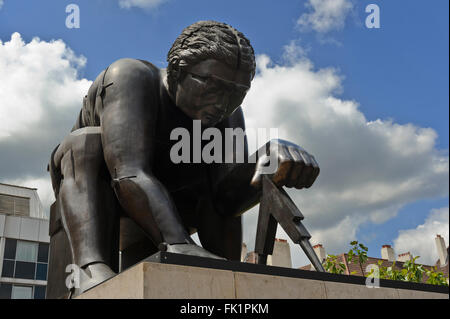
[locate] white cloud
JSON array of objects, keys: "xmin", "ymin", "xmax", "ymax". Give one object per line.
[
  {"xmin": 0, "ymin": 33, "xmax": 90, "ymax": 139},
  {"xmin": 118, "ymin": 0, "xmax": 167, "ymax": 9},
  {"xmin": 0, "ymin": 1, "xmax": 4, "ymax": 10},
  {"xmin": 297, "ymin": 0, "xmax": 354, "ymax": 33},
  {"xmin": 241, "ymin": 45, "xmax": 449, "ymax": 267},
  {"xmin": 0, "ymin": 33, "xmax": 92, "ymax": 214},
  {"xmin": 393, "ymin": 207, "xmax": 449, "ymax": 265},
  {"xmin": 282, "ymin": 40, "xmax": 310, "ymax": 65}
]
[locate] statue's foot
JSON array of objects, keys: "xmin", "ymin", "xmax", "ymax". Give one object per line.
[
  {"xmin": 159, "ymin": 242, "xmax": 226, "ymax": 260},
  {"xmin": 70, "ymin": 262, "xmax": 116, "ymax": 298}
]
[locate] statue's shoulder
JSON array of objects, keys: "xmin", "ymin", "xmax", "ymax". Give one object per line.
[{"xmin": 105, "ymin": 58, "xmax": 160, "ymax": 85}]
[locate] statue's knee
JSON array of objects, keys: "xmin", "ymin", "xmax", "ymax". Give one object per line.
[
  {"xmin": 57, "ymin": 129, "xmax": 104, "ymax": 184},
  {"xmin": 110, "ymin": 174, "xmax": 157, "ymax": 210},
  {"xmin": 111, "ymin": 175, "xmax": 139, "ymax": 195},
  {"xmin": 69, "ymin": 127, "xmax": 103, "ymax": 160}
]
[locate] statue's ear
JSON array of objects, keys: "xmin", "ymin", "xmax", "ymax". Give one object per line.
[
  {"xmin": 178, "ymin": 60, "xmax": 189, "ymax": 74},
  {"xmin": 171, "ymin": 62, "xmax": 181, "ymax": 82},
  {"xmin": 174, "ymin": 60, "xmax": 188, "ymax": 82},
  {"xmin": 178, "ymin": 59, "xmax": 188, "ymax": 67}
]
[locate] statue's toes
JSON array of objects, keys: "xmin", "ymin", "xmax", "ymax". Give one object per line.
[
  {"xmin": 164, "ymin": 243, "xmax": 226, "ymax": 260},
  {"xmin": 70, "ymin": 263, "xmax": 116, "ymax": 298}
]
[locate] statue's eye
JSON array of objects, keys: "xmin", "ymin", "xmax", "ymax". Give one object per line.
[{"xmin": 190, "ymin": 74, "xmax": 208, "ymax": 83}]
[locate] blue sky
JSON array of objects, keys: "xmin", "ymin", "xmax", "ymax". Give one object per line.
[
  {"xmin": 0, "ymin": 0, "xmax": 448, "ymax": 266},
  {"xmin": 1, "ymin": 0, "xmax": 447, "ymax": 145}
]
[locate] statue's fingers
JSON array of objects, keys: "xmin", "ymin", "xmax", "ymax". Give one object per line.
[
  {"xmin": 285, "ymin": 147, "xmax": 304, "ymax": 188},
  {"xmin": 271, "ymin": 146, "xmax": 293, "ymax": 186},
  {"xmin": 305, "ymin": 156, "xmax": 320, "ymax": 188},
  {"xmin": 250, "ymin": 155, "xmax": 270, "ymax": 188},
  {"xmin": 295, "ymin": 151, "xmax": 313, "ymax": 189}
]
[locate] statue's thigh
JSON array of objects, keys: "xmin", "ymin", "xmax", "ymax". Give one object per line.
[{"xmin": 57, "ymin": 127, "xmax": 104, "ymax": 182}]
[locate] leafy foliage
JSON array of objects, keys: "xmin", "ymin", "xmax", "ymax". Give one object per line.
[
  {"xmin": 371, "ymin": 260, "xmax": 405, "ymax": 281},
  {"xmin": 346, "ymin": 240, "xmax": 368, "ymax": 276},
  {"xmin": 425, "ymin": 267, "xmax": 449, "ymax": 286},
  {"xmin": 323, "ymin": 254, "xmax": 346, "ymax": 274},
  {"xmin": 401, "ymin": 256, "xmax": 425, "ymax": 283},
  {"xmin": 322, "ymin": 240, "xmax": 449, "ymax": 286}
]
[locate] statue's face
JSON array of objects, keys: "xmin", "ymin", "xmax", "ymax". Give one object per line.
[{"xmin": 175, "ymin": 59, "xmax": 252, "ymax": 126}]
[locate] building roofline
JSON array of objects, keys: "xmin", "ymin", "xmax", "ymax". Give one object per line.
[
  {"xmin": 0, "ymin": 182, "xmax": 38, "ymax": 191},
  {"xmin": 301, "ymin": 253, "xmax": 439, "ymax": 271}
]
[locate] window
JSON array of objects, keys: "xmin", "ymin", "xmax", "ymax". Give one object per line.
[
  {"xmin": 0, "ymin": 284, "xmax": 46, "ymax": 299},
  {"xmin": 34, "ymin": 285, "xmax": 46, "ymax": 299},
  {"xmin": 37, "ymin": 243, "xmax": 49, "ymax": 263},
  {"xmin": 0, "ymin": 193, "xmax": 30, "ymax": 216},
  {"xmin": 11, "ymin": 285, "xmax": 33, "ymax": 299},
  {"xmin": 14, "ymin": 197, "xmax": 30, "ymax": 216},
  {"xmin": 36, "ymin": 263, "xmax": 48, "ymax": 281},
  {"xmin": 16, "ymin": 241, "xmax": 38, "ymax": 262},
  {"xmin": 14, "ymin": 262, "xmax": 36, "ymax": 280},
  {"xmin": 3, "ymin": 238, "xmax": 16, "ymax": 259},
  {"xmin": 1, "ymin": 260, "xmax": 14, "ymax": 277},
  {"xmin": 1, "ymin": 239, "xmax": 49, "ymax": 281},
  {"xmin": 0, "ymin": 283, "xmax": 12, "ymax": 299},
  {"xmin": 0, "ymin": 194, "xmax": 14, "ymax": 214}
]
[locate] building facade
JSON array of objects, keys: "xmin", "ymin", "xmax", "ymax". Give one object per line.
[{"xmin": 0, "ymin": 183, "xmax": 50, "ymax": 299}]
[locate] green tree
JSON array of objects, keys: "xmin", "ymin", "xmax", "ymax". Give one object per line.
[{"xmin": 347, "ymin": 241, "xmax": 368, "ymax": 276}]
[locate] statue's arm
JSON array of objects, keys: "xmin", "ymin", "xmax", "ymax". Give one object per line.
[
  {"xmin": 100, "ymin": 58, "xmax": 193, "ymax": 244},
  {"xmin": 209, "ymin": 108, "xmax": 321, "ymax": 218},
  {"xmin": 208, "ymin": 108, "xmax": 261, "ymax": 217}
]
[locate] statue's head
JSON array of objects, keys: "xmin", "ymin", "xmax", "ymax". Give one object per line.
[{"xmin": 167, "ymin": 20, "xmax": 256, "ymax": 126}]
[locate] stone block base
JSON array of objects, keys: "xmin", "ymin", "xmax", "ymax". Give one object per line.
[{"xmin": 76, "ymin": 252, "xmax": 448, "ymax": 299}]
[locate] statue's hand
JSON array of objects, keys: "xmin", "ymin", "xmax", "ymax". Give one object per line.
[{"xmin": 250, "ymin": 139, "xmax": 320, "ymax": 189}]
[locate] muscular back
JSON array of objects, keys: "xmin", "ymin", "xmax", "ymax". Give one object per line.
[{"xmin": 72, "ymin": 59, "xmax": 161, "ymax": 131}]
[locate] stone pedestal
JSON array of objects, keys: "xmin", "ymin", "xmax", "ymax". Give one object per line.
[{"xmin": 76, "ymin": 252, "xmax": 449, "ymax": 299}]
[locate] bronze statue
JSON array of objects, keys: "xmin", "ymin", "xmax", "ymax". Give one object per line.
[{"xmin": 48, "ymin": 20, "xmax": 320, "ymax": 297}]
